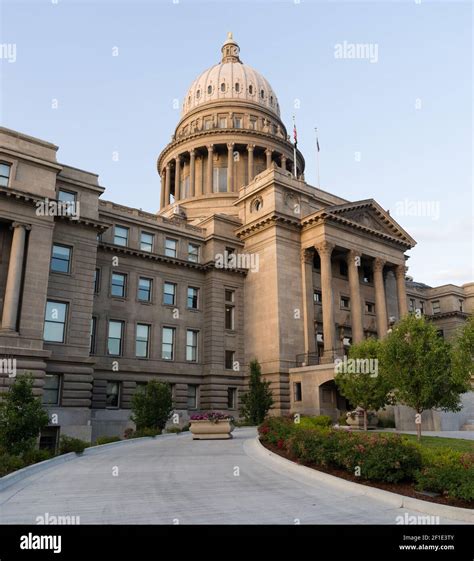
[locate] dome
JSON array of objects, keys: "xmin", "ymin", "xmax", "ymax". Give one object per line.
[{"xmin": 182, "ymin": 33, "xmax": 280, "ymax": 118}]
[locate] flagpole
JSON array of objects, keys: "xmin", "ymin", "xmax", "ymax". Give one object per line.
[
  {"xmin": 293, "ymin": 115, "xmax": 297, "ymax": 178},
  {"xmin": 315, "ymin": 127, "xmax": 320, "ymax": 188}
]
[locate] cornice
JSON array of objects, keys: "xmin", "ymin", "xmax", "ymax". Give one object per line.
[{"xmin": 235, "ymin": 211, "xmax": 301, "ymax": 239}]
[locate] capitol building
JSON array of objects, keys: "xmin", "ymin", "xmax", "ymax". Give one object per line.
[{"xmin": 0, "ymin": 34, "xmax": 472, "ymax": 444}]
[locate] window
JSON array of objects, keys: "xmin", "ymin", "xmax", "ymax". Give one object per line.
[
  {"xmin": 163, "ymin": 282, "xmax": 176, "ymax": 306},
  {"xmin": 249, "ymin": 117, "xmax": 257, "ymax": 130},
  {"xmin": 106, "ymin": 382, "xmax": 120, "ymax": 409},
  {"xmin": 111, "ymin": 273, "xmax": 127, "ymax": 298},
  {"xmin": 213, "ymin": 167, "xmax": 228, "ymax": 192},
  {"xmin": 187, "ymin": 287, "xmax": 199, "ymax": 309},
  {"xmin": 0, "ymin": 163, "xmax": 11, "ymax": 187},
  {"xmin": 51, "ymin": 244, "xmax": 71, "ymax": 273},
  {"xmin": 136, "ymin": 324, "xmax": 150, "ymax": 358},
  {"xmin": 365, "ymin": 301, "xmax": 375, "ymax": 314},
  {"xmin": 313, "ymin": 290, "xmax": 322, "ymax": 304},
  {"xmin": 419, "ymin": 301, "xmax": 425, "ymax": 315},
  {"xmin": 204, "ymin": 119, "xmax": 212, "ymax": 130},
  {"xmin": 165, "ymin": 238, "xmax": 177, "ymax": 258},
  {"xmin": 362, "ymin": 267, "xmax": 373, "ymax": 283},
  {"xmin": 235, "ymin": 82, "xmax": 240, "ymax": 92},
  {"xmin": 140, "ymin": 232, "xmax": 154, "ymax": 252},
  {"xmin": 313, "ymin": 252, "xmax": 321, "ymax": 270},
  {"xmin": 219, "ymin": 117, "xmax": 227, "ymax": 128},
  {"xmin": 186, "ymin": 330, "xmax": 198, "ymax": 362},
  {"xmin": 234, "ymin": 116, "xmax": 242, "ymax": 128},
  {"xmin": 114, "ymin": 225, "xmax": 129, "ymax": 247},
  {"xmin": 188, "ymin": 243, "xmax": 200, "ymax": 263},
  {"xmin": 225, "ymin": 350, "xmax": 235, "ymax": 370},
  {"xmin": 207, "ymin": 85, "xmax": 212, "ymax": 94},
  {"xmin": 220, "ymin": 83, "xmax": 225, "ymax": 92},
  {"xmin": 162, "ymin": 327, "xmax": 175, "ymax": 360},
  {"xmin": 187, "ymin": 384, "xmax": 198, "ymax": 409},
  {"xmin": 58, "ymin": 189, "xmax": 76, "ymax": 204},
  {"xmin": 43, "ymin": 301, "xmax": 68, "ymax": 342},
  {"xmin": 409, "ymin": 298, "xmax": 415, "ymax": 313},
  {"xmin": 248, "ymin": 85, "xmax": 253, "ymax": 95},
  {"xmin": 293, "ymin": 382, "xmax": 302, "ymax": 402},
  {"xmin": 227, "ymin": 387, "xmax": 237, "ymax": 409},
  {"xmin": 94, "ymin": 268, "xmax": 101, "ymax": 293},
  {"xmin": 432, "ymin": 300, "xmax": 441, "ymax": 314},
  {"xmin": 260, "ymin": 89, "xmax": 265, "ymax": 98},
  {"xmin": 138, "ymin": 277, "xmax": 152, "ymax": 302},
  {"xmin": 339, "ymin": 261, "xmax": 348, "ymax": 277},
  {"xmin": 90, "ymin": 317, "xmax": 97, "ymax": 354},
  {"xmin": 225, "ymin": 290, "xmax": 235, "ymax": 330},
  {"xmin": 196, "ymin": 89, "xmax": 201, "ymax": 99},
  {"xmin": 42, "ymin": 374, "xmax": 61, "ymax": 406},
  {"xmin": 39, "ymin": 426, "xmax": 60, "ymax": 453},
  {"xmin": 340, "ymin": 296, "xmax": 350, "ymax": 310},
  {"xmin": 459, "ymin": 299, "xmax": 464, "ymax": 312},
  {"xmin": 108, "ymin": 320, "xmax": 124, "ymax": 356}
]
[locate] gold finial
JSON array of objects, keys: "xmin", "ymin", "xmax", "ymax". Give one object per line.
[{"xmin": 227, "ymin": 32, "xmax": 233, "ymax": 40}]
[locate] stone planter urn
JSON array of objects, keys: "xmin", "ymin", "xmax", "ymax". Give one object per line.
[
  {"xmin": 346, "ymin": 408, "xmax": 378, "ymax": 429},
  {"xmin": 189, "ymin": 412, "xmax": 235, "ymax": 440}
]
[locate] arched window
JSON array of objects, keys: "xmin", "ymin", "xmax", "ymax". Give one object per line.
[
  {"xmin": 260, "ymin": 89, "xmax": 265, "ymax": 99},
  {"xmin": 235, "ymin": 83, "xmax": 240, "ymax": 92},
  {"xmin": 196, "ymin": 90, "xmax": 201, "ymax": 99},
  {"xmin": 220, "ymin": 83, "xmax": 226, "ymax": 92},
  {"xmin": 270, "ymin": 95, "xmax": 273, "ymax": 104},
  {"xmin": 207, "ymin": 85, "xmax": 212, "ymax": 94},
  {"xmin": 248, "ymin": 85, "xmax": 253, "ymax": 94}
]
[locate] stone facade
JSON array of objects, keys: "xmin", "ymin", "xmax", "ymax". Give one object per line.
[{"xmin": 0, "ymin": 35, "xmax": 472, "ymax": 443}]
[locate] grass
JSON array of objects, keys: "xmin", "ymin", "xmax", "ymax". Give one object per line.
[{"xmin": 396, "ymin": 434, "xmax": 473, "ymax": 454}]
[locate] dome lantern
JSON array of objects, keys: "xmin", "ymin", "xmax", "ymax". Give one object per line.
[{"xmin": 221, "ymin": 32, "xmax": 241, "ymax": 63}]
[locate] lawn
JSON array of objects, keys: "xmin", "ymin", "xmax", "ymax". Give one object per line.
[{"xmin": 390, "ymin": 433, "xmax": 473, "ymax": 454}]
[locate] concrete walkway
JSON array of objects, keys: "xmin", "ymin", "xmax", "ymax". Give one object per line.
[{"xmin": 0, "ymin": 428, "xmax": 465, "ymax": 524}]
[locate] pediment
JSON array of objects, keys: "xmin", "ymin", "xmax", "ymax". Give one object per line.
[{"xmin": 324, "ymin": 199, "xmax": 416, "ymax": 247}]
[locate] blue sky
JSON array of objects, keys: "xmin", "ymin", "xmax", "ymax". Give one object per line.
[{"xmin": 0, "ymin": 0, "xmax": 472, "ymax": 287}]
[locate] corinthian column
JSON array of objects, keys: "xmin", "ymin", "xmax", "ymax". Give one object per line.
[
  {"xmin": 160, "ymin": 170, "xmax": 165, "ymax": 209},
  {"xmin": 174, "ymin": 156, "xmax": 181, "ymax": 201},
  {"xmin": 206, "ymin": 145, "xmax": 214, "ymax": 194},
  {"xmin": 164, "ymin": 163, "xmax": 171, "ymax": 206},
  {"xmin": 265, "ymin": 148, "xmax": 273, "ymax": 169},
  {"xmin": 247, "ymin": 144, "xmax": 255, "ymax": 182},
  {"xmin": 316, "ymin": 241, "xmax": 335, "ymax": 361},
  {"xmin": 281, "ymin": 155, "xmax": 287, "ymax": 171},
  {"xmin": 189, "ymin": 149, "xmax": 196, "ymax": 198},
  {"xmin": 301, "ymin": 248, "xmax": 316, "ymax": 355},
  {"xmin": 373, "ymin": 257, "xmax": 388, "ymax": 338},
  {"xmin": 1, "ymin": 223, "xmax": 30, "ymax": 332},
  {"xmin": 227, "ymin": 143, "xmax": 234, "ymax": 192},
  {"xmin": 347, "ymin": 249, "xmax": 364, "ymax": 344},
  {"xmin": 395, "ymin": 264, "xmax": 408, "ymax": 318}
]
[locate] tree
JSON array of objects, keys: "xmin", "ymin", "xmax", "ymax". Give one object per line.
[
  {"xmin": 335, "ymin": 338, "xmax": 392, "ymax": 430},
  {"xmin": 381, "ymin": 314, "xmax": 469, "ymax": 441},
  {"xmin": 131, "ymin": 380, "xmax": 173, "ymax": 431},
  {"xmin": 0, "ymin": 374, "xmax": 49, "ymax": 455},
  {"xmin": 240, "ymin": 359, "xmax": 274, "ymax": 425},
  {"xmin": 451, "ymin": 315, "xmax": 474, "ymax": 383}
]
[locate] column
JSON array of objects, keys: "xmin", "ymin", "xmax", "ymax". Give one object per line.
[
  {"xmin": 164, "ymin": 163, "xmax": 171, "ymax": 206},
  {"xmin": 174, "ymin": 156, "xmax": 181, "ymax": 201},
  {"xmin": 347, "ymin": 249, "xmax": 363, "ymax": 344},
  {"xmin": 227, "ymin": 143, "xmax": 234, "ymax": 192},
  {"xmin": 1, "ymin": 223, "xmax": 29, "ymax": 332},
  {"xmin": 281, "ymin": 155, "xmax": 287, "ymax": 172},
  {"xmin": 189, "ymin": 149, "xmax": 196, "ymax": 198},
  {"xmin": 395, "ymin": 264, "xmax": 408, "ymax": 318},
  {"xmin": 265, "ymin": 148, "xmax": 273, "ymax": 169},
  {"xmin": 247, "ymin": 144, "xmax": 255, "ymax": 182},
  {"xmin": 316, "ymin": 241, "xmax": 336, "ymax": 361},
  {"xmin": 206, "ymin": 144, "xmax": 214, "ymax": 194},
  {"xmin": 301, "ymin": 248, "xmax": 316, "ymax": 355},
  {"xmin": 160, "ymin": 170, "xmax": 165, "ymax": 209},
  {"xmin": 373, "ymin": 257, "xmax": 388, "ymax": 338}
]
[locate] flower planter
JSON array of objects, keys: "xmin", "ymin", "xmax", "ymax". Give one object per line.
[{"xmin": 189, "ymin": 419, "xmax": 234, "ymax": 440}]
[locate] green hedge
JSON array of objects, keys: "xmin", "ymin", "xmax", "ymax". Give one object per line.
[
  {"xmin": 95, "ymin": 436, "xmax": 121, "ymax": 446},
  {"xmin": 258, "ymin": 417, "xmax": 473, "ymax": 500},
  {"xmin": 59, "ymin": 436, "xmax": 90, "ymax": 454}
]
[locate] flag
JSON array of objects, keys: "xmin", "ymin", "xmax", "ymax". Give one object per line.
[
  {"xmin": 315, "ymin": 128, "xmax": 320, "ymax": 152},
  {"xmin": 293, "ymin": 117, "xmax": 297, "ymax": 147}
]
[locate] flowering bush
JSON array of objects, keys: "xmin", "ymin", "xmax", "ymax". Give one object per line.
[{"xmin": 190, "ymin": 411, "xmax": 234, "ymax": 423}]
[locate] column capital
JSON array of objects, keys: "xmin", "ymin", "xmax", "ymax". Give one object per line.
[
  {"xmin": 300, "ymin": 247, "xmax": 314, "ymax": 264},
  {"xmin": 165, "ymin": 162, "xmax": 171, "ymax": 170},
  {"xmin": 347, "ymin": 249, "xmax": 361, "ymax": 261},
  {"xmin": 315, "ymin": 241, "xmax": 335, "ymax": 257},
  {"xmin": 247, "ymin": 144, "xmax": 255, "ymax": 151},
  {"xmin": 395, "ymin": 263, "xmax": 407, "ymax": 279},
  {"xmin": 175, "ymin": 155, "xmax": 182, "ymax": 164},
  {"xmin": 265, "ymin": 148, "xmax": 273, "ymax": 155},
  {"xmin": 373, "ymin": 257, "xmax": 386, "ymax": 273},
  {"xmin": 227, "ymin": 142, "xmax": 235, "ymax": 150},
  {"xmin": 12, "ymin": 222, "xmax": 31, "ymax": 231},
  {"xmin": 189, "ymin": 149, "xmax": 196, "ymax": 157},
  {"xmin": 207, "ymin": 144, "xmax": 214, "ymax": 152}
]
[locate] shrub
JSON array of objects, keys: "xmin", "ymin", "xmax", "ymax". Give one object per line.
[
  {"xmin": 0, "ymin": 375, "xmax": 49, "ymax": 455},
  {"xmin": 378, "ymin": 417, "xmax": 396, "ymax": 429},
  {"xmin": 131, "ymin": 381, "xmax": 173, "ymax": 431},
  {"xmin": 0, "ymin": 452, "xmax": 25, "ymax": 477},
  {"xmin": 287, "ymin": 428, "xmax": 338, "ymax": 466},
  {"xmin": 258, "ymin": 417, "xmax": 295, "ymax": 446},
  {"xmin": 125, "ymin": 428, "xmax": 162, "ymax": 439},
  {"xmin": 22, "ymin": 448, "xmax": 53, "ymax": 465},
  {"xmin": 59, "ymin": 436, "xmax": 90, "ymax": 454},
  {"xmin": 165, "ymin": 427, "xmax": 182, "ymax": 434},
  {"xmin": 95, "ymin": 436, "xmax": 121, "ymax": 446},
  {"xmin": 240, "ymin": 359, "xmax": 274, "ymax": 425},
  {"xmin": 338, "ymin": 413, "xmax": 348, "ymax": 426},
  {"xmin": 296, "ymin": 415, "xmax": 332, "ymax": 429},
  {"xmin": 415, "ymin": 451, "xmax": 474, "ymax": 502}
]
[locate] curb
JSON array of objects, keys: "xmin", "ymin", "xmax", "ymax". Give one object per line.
[
  {"xmin": 0, "ymin": 432, "xmax": 182, "ymax": 492},
  {"xmin": 249, "ymin": 437, "xmax": 474, "ymax": 523}
]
